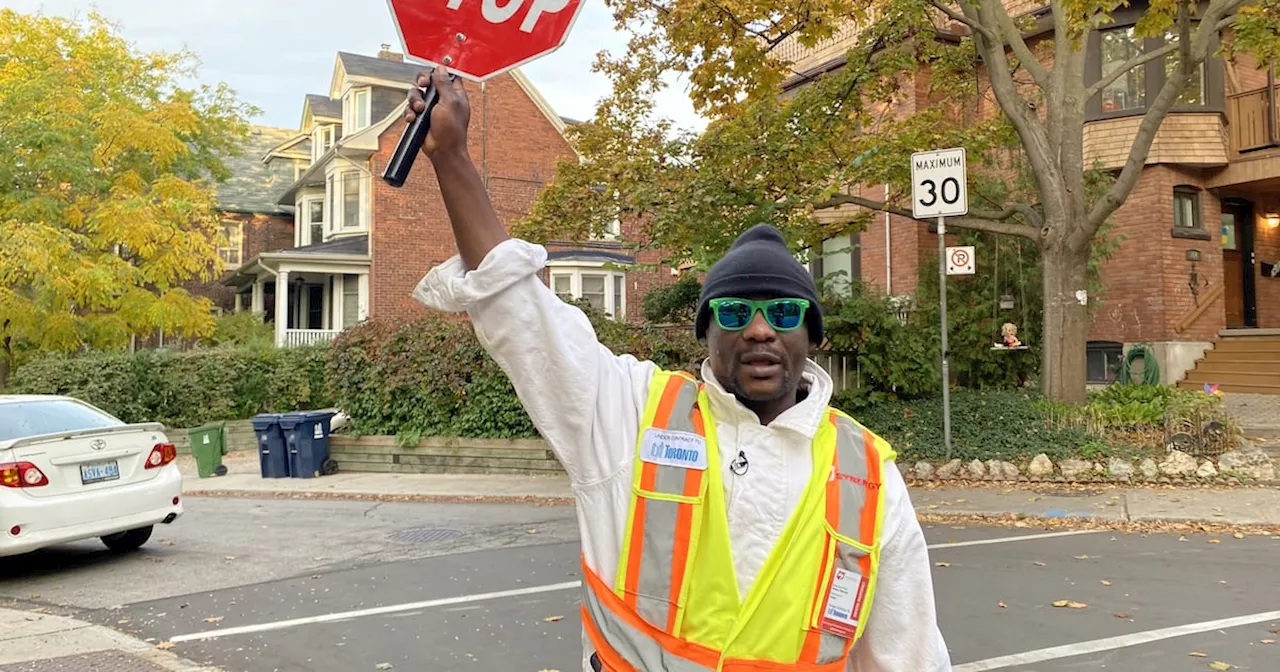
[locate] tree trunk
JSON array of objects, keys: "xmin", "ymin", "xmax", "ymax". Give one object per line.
[{"xmin": 1040, "ymin": 243, "xmax": 1092, "ymax": 404}]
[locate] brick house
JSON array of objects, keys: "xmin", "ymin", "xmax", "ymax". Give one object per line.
[
  {"xmin": 778, "ymin": 1, "xmax": 1280, "ymax": 391},
  {"xmin": 218, "ymin": 47, "xmax": 673, "ymax": 345}
]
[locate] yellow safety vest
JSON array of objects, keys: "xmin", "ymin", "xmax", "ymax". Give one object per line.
[{"xmin": 580, "ymin": 370, "xmax": 895, "ymax": 671}]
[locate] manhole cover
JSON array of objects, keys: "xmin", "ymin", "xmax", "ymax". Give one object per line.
[
  {"xmin": 390, "ymin": 527, "xmax": 464, "ymax": 544},
  {"xmin": 0, "ymin": 650, "xmax": 171, "ymax": 672}
]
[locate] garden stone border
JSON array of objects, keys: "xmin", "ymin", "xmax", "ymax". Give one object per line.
[{"xmin": 899, "ymin": 448, "xmax": 1277, "ymax": 486}]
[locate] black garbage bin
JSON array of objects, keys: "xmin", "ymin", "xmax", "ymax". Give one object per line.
[
  {"xmin": 280, "ymin": 411, "xmax": 337, "ymax": 479},
  {"xmin": 250, "ymin": 413, "xmax": 290, "ymax": 479}
]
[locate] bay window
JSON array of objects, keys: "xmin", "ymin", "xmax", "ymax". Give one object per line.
[
  {"xmin": 325, "ymin": 168, "xmax": 368, "ymax": 234},
  {"xmin": 549, "ymin": 268, "xmax": 627, "ymax": 320},
  {"xmin": 343, "ymin": 87, "xmax": 372, "ymax": 132},
  {"xmin": 295, "ymin": 195, "xmax": 325, "ymax": 246},
  {"xmin": 1100, "ymin": 27, "xmax": 1144, "ymax": 112}
]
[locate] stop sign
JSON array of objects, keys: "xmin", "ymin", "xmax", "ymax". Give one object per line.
[{"xmin": 387, "ymin": 0, "xmax": 586, "ymax": 81}]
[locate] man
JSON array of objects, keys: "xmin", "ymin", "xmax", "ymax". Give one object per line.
[{"xmin": 407, "ymin": 68, "xmax": 951, "ymax": 671}]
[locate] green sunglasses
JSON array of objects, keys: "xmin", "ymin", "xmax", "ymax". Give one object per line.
[{"xmin": 709, "ymin": 298, "xmax": 811, "ymax": 332}]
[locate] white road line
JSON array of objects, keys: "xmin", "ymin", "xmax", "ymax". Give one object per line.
[
  {"xmin": 927, "ymin": 529, "xmax": 1100, "ymax": 550},
  {"xmin": 954, "ymin": 610, "xmax": 1280, "ymax": 672},
  {"xmin": 168, "ymin": 581, "xmax": 582, "ymax": 643},
  {"xmin": 168, "ymin": 530, "xmax": 1096, "ymax": 642}
]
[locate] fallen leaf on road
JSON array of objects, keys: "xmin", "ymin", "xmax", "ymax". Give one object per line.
[
  {"xmin": 998, "ymin": 602, "xmax": 1007, "ymax": 608},
  {"xmin": 203, "ymin": 617, "xmax": 223, "ymax": 623},
  {"xmin": 223, "ymin": 556, "xmax": 236, "ymax": 561},
  {"xmin": 1052, "ymin": 600, "xmax": 1087, "ymax": 609},
  {"xmin": 1179, "ymin": 536, "xmax": 1188, "ymax": 542},
  {"xmin": 928, "ymin": 505, "xmax": 938, "ymax": 510},
  {"xmin": 1100, "ymin": 580, "xmax": 1112, "ymax": 586},
  {"xmin": 1028, "ymin": 496, "xmax": 1041, "ymax": 502},
  {"xmin": 543, "ymin": 616, "xmax": 564, "ymax": 622},
  {"xmin": 376, "ymin": 664, "xmax": 393, "ymax": 670},
  {"xmin": 527, "ymin": 529, "xmax": 539, "ymax": 535},
  {"xmin": 955, "ymin": 499, "xmax": 966, "ymax": 503},
  {"xmin": 1208, "ymin": 539, "xmax": 1221, "ymax": 544},
  {"xmin": 1033, "ymin": 561, "xmax": 1046, "ymax": 567},
  {"xmin": 1074, "ymin": 555, "xmax": 1091, "ymax": 560},
  {"xmin": 1189, "ymin": 652, "xmax": 1207, "ymax": 657},
  {"xmin": 1261, "ymin": 639, "xmax": 1275, "ymax": 644},
  {"xmin": 951, "ymin": 526, "xmax": 966, "ymax": 530},
  {"xmin": 155, "ymin": 642, "xmax": 175, "ymax": 650},
  {"xmin": 1233, "ymin": 533, "xmax": 1244, "ymax": 539},
  {"xmin": 935, "ymin": 562, "xmax": 951, "ymax": 567},
  {"xmin": 1208, "ymin": 662, "xmax": 1232, "ymax": 671},
  {"xmin": 1114, "ymin": 612, "xmax": 1130, "ymax": 619}
]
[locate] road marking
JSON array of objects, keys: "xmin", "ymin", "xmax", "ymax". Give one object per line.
[
  {"xmin": 927, "ymin": 529, "xmax": 1100, "ymax": 550},
  {"xmin": 168, "ymin": 581, "xmax": 582, "ymax": 643},
  {"xmin": 169, "ymin": 530, "xmax": 1096, "ymax": 642},
  {"xmin": 954, "ymin": 609, "xmax": 1280, "ymax": 671}
]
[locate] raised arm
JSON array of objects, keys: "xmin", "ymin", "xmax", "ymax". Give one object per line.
[{"xmin": 405, "ymin": 68, "xmax": 658, "ymax": 484}]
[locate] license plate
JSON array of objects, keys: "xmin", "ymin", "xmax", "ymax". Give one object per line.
[{"xmin": 80, "ymin": 460, "xmax": 120, "ymax": 485}]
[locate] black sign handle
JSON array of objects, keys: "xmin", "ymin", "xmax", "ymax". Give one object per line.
[{"xmin": 382, "ymin": 78, "xmax": 446, "ymax": 188}]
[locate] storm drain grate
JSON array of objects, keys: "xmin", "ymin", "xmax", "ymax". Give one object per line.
[
  {"xmin": 0, "ymin": 650, "xmax": 171, "ymax": 672},
  {"xmin": 390, "ymin": 526, "xmax": 465, "ymax": 544}
]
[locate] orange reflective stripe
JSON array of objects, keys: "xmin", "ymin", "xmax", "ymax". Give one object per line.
[
  {"xmin": 582, "ymin": 602, "xmax": 639, "ymax": 672},
  {"xmin": 859, "ymin": 427, "xmax": 880, "ymax": 547},
  {"xmin": 665, "ymin": 404, "xmax": 705, "ymax": 632}
]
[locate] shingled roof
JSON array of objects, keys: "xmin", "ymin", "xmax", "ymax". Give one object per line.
[
  {"xmin": 337, "ymin": 51, "xmax": 423, "ymax": 84},
  {"xmin": 305, "ymin": 94, "xmax": 342, "ymax": 120},
  {"xmin": 215, "ymin": 125, "xmax": 300, "ymax": 216}
]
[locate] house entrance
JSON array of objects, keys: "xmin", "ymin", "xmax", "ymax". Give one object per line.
[{"xmin": 1221, "ymin": 198, "xmax": 1258, "ymax": 328}]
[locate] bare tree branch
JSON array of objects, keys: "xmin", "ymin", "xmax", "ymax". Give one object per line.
[
  {"xmin": 928, "ymin": 0, "xmax": 993, "ymax": 39},
  {"xmin": 812, "ymin": 193, "xmax": 1043, "ymax": 239},
  {"xmin": 992, "ymin": 0, "xmax": 1050, "ymax": 86}
]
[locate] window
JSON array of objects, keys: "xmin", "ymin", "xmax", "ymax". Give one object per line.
[
  {"xmin": 326, "ymin": 169, "xmax": 367, "ymax": 233},
  {"xmin": 342, "ymin": 273, "xmax": 360, "ymax": 328},
  {"xmin": 1087, "ymin": 342, "xmax": 1123, "ymax": 384},
  {"xmin": 342, "ymin": 172, "xmax": 361, "ymax": 229},
  {"xmin": 311, "ymin": 124, "xmax": 335, "ymax": 161},
  {"xmin": 1163, "ymin": 29, "xmax": 1205, "ymax": 105},
  {"xmin": 296, "ymin": 195, "xmax": 325, "ymax": 246},
  {"xmin": 343, "ymin": 88, "xmax": 372, "ymax": 132},
  {"xmin": 218, "ymin": 221, "xmax": 243, "ymax": 267},
  {"xmin": 1173, "ymin": 186, "xmax": 1200, "ymax": 229},
  {"xmin": 549, "ymin": 268, "xmax": 626, "ymax": 320},
  {"xmin": 1100, "ymin": 28, "xmax": 1144, "ymax": 112}
]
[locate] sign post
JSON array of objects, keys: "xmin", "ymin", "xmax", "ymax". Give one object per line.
[
  {"xmin": 911, "ymin": 148, "xmax": 968, "ymax": 459},
  {"xmin": 382, "ymin": 0, "xmax": 587, "ymax": 186}
]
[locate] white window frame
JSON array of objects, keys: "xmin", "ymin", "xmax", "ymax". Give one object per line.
[
  {"xmin": 311, "ymin": 124, "xmax": 335, "ymax": 162},
  {"xmin": 218, "ymin": 220, "xmax": 244, "ymax": 268},
  {"xmin": 324, "ymin": 166, "xmax": 369, "ymax": 235},
  {"xmin": 548, "ymin": 265, "xmax": 627, "ymax": 320},
  {"xmin": 343, "ymin": 87, "xmax": 372, "ymax": 132},
  {"xmin": 295, "ymin": 194, "xmax": 326, "ymax": 247}
]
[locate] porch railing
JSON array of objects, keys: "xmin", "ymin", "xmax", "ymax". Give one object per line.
[
  {"xmin": 1228, "ymin": 83, "xmax": 1279, "ymax": 153},
  {"xmin": 282, "ymin": 329, "xmax": 341, "ymax": 347}
]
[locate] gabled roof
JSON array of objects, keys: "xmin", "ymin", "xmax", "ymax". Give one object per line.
[
  {"xmin": 216, "ymin": 125, "xmax": 301, "ymax": 216},
  {"xmin": 332, "ymin": 51, "xmax": 422, "ymax": 97},
  {"xmin": 306, "ymin": 94, "xmax": 342, "ymax": 120}
]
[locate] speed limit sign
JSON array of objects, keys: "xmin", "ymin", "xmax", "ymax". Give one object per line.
[{"xmin": 911, "ymin": 148, "xmax": 968, "ymax": 218}]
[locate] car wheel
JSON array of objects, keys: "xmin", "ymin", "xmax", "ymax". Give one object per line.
[{"xmin": 101, "ymin": 526, "xmax": 154, "ymax": 552}]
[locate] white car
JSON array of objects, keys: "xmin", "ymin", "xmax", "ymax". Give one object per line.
[{"xmin": 0, "ymin": 395, "xmax": 184, "ymax": 557}]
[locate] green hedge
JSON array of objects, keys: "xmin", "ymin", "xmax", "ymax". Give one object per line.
[
  {"xmin": 7, "ymin": 345, "xmax": 333, "ymax": 427},
  {"xmin": 840, "ymin": 388, "xmax": 1094, "ymax": 463},
  {"xmin": 326, "ymin": 305, "xmax": 704, "ymax": 441}
]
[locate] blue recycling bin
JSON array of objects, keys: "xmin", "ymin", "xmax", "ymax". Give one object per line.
[
  {"xmin": 280, "ymin": 411, "xmax": 337, "ymax": 479},
  {"xmin": 250, "ymin": 413, "xmax": 290, "ymax": 479}
]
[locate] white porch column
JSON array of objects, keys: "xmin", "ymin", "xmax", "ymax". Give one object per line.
[
  {"xmin": 251, "ymin": 278, "xmax": 264, "ymax": 314},
  {"xmin": 275, "ymin": 270, "xmax": 289, "ymax": 346},
  {"xmin": 234, "ymin": 293, "xmax": 244, "ymax": 312},
  {"xmin": 357, "ymin": 273, "xmax": 370, "ymax": 321},
  {"xmin": 331, "ymin": 275, "xmax": 344, "ymax": 330},
  {"xmin": 321, "ymin": 277, "xmax": 332, "ymax": 330}
]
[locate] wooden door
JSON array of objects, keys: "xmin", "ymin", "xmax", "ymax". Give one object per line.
[{"xmin": 1224, "ymin": 249, "xmax": 1245, "ymax": 327}]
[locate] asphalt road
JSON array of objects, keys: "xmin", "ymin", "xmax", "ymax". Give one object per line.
[{"xmin": 2, "ymin": 497, "xmax": 1278, "ymax": 672}]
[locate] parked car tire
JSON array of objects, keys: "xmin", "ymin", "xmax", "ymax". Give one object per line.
[{"xmin": 101, "ymin": 526, "xmax": 153, "ymax": 552}]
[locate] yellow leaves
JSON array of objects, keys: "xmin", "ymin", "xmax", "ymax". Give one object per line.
[
  {"xmin": 1208, "ymin": 662, "xmax": 1232, "ymax": 671},
  {"xmin": 935, "ymin": 562, "xmax": 951, "ymax": 567},
  {"xmin": 155, "ymin": 641, "xmax": 176, "ymax": 650},
  {"xmin": 1099, "ymin": 580, "xmax": 1112, "ymax": 586},
  {"xmin": 1052, "ymin": 600, "xmax": 1087, "ymax": 609}
]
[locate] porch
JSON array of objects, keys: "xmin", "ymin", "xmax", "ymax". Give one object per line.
[{"xmin": 225, "ymin": 236, "xmax": 371, "ymax": 347}]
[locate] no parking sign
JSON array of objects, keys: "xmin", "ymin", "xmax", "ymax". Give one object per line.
[{"xmin": 946, "ymin": 245, "xmax": 975, "ymax": 275}]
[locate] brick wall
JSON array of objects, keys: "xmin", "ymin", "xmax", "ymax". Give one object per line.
[
  {"xmin": 367, "ymin": 73, "xmax": 575, "ymax": 323},
  {"xmin": 186, "ymin": 211, "xmax": 294, "ymax": 312},
  {"xmin": 1090, "ymin": 165, "xmax": 1225, "ymax": 343}
]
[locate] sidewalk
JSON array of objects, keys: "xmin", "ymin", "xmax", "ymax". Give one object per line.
[
  {"xmin": 182, "ymin": 452, "xmax": 1280, "ymax": 527},
  {"xmin": 0, "ymin": 608, "xmax": 217, "ymax": 672}
]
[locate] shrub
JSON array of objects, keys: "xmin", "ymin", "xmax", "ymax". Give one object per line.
[
  {"xmin": 642, "ymin": 274, "xmax": 702, "ymax": 324},
  {"xmin": 8, "ymin": 345, "xmax": 333, "ymax": 427},
  {"xmin": 839, "ymin": 388, "xmax": 1092, "ymax": 463}
]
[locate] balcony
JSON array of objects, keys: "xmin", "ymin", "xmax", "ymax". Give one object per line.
[
  {"xmin": 283, "ymin": 329, "xmax": 341, "ymax": 348},
  {"xmin": 1227, "ymin": 84, "xmax": 1278, "ymax": 155}
]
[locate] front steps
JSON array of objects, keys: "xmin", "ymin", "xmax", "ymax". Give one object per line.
[{"xmin": 1178, "ymin": 330, "xmax": 1280, "ymax": 395}]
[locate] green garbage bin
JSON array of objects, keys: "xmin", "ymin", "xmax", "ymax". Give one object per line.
[{"xmin": 189, "ymin": 421, "xmax": 228, "ymax": 478}]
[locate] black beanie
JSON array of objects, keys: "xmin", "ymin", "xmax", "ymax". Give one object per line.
[{"xmin": 695, "ymin": 224, "xmax": 823, "ymax": 344}]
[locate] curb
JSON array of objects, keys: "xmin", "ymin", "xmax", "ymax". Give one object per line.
[{"xmin": 0, "ymin": 608, "xmax": 220, "ymax": 672}]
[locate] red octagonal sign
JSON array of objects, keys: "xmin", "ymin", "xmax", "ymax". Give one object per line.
[{"xmin": 387, "ymin": 0, "xmax": 586, "ymax": 81}]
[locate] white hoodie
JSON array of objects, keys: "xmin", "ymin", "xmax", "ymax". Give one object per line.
[{"xmin": 414, "ymin": 238, "xmax": 952, "ymax": 671}]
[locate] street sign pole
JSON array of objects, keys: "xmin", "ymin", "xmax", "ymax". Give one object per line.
[
  {"xmin": 937, "ymin": 215, "xmax": 952, "ymax": 459},
  {"xmin": 911, "ymin": 147, "xmax": 966, "ymax": 461}
]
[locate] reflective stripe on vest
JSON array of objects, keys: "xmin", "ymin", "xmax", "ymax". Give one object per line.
[{"xmin": 583, "ymin": 371, "xmax": 891, "ymax": 671}]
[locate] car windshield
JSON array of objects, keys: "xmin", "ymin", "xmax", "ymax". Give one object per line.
[{"xmin": 0, "ymin": 399, "xmax": 124, "ymax": 442}]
